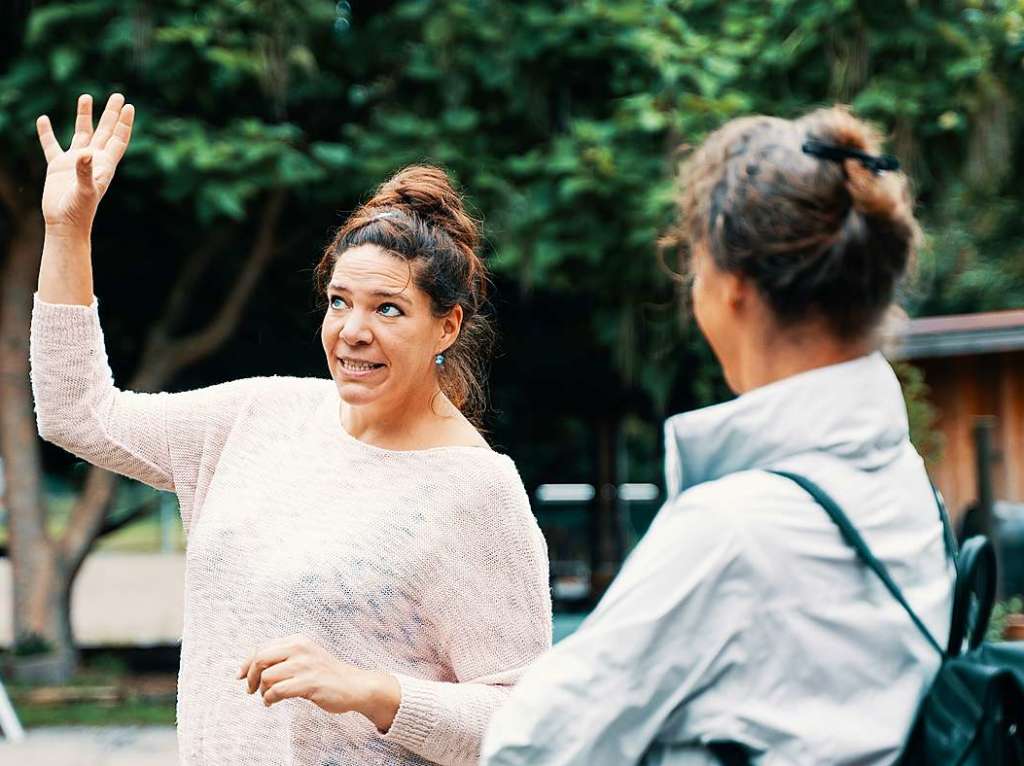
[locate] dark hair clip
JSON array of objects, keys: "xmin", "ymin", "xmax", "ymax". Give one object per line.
[{"xmin": 802, "ymin": 139, "xmax": 900, "ymax": 174}]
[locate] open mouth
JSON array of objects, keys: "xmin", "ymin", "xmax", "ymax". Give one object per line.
[{"xmin": 338, "ymin": 357, "xmax": 386, "ymax": 373}]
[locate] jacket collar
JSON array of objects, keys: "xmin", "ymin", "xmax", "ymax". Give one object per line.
[{"xmin": 663, "ymin": 352, "xmax": 909, "ymax": 498}]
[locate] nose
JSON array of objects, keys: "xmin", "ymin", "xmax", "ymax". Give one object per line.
[{"xmin": 339, "ymin": 308, "xmax": 373, "ymax": 346}]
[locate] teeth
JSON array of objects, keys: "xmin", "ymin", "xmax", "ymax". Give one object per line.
[{"xmin": 340, "ymin": 358, "xmax": 379, "ymax": 371}]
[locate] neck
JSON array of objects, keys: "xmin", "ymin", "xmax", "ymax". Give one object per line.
[
  {"xmin": 731, "ymin": 321, "xmax": 872, "ymax": 394},
  {"xmin": 341, "ymin": 383, "xmax": 456, "ymax": 449}
]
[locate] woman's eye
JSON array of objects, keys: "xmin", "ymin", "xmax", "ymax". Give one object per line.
[
  {"xmin": 378, "ymin": 303, "xmax": 403, "ymax": 318},
  {"xmin": 330, "ymin": 296, "xmax": 346, "ymax": 310}
]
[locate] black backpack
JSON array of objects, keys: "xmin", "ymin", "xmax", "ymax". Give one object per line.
[{"xmin": 772, "ymin": 471, "xmax": 1024, "ymax": 766}]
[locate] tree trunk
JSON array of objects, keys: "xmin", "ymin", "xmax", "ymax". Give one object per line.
[
  {"xmin": 0, "ymin": 198, "xmax": 78, "ymax": 679},
  {"xmin": 590, "ymin": 415, "xmax": 620, "ymax": 603},
  {"xmin": 12, "ymin": 549, "xmax": 76, "ymax": 684}
]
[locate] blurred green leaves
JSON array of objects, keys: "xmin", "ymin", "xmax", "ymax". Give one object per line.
[{"xmin": 3, "ymin": 0, "xmax": 1024, "ymax": 448}]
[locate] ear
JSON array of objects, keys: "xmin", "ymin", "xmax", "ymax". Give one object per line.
[
  {"xmin": 437, "ymin": 305, "xmax": 464, "ymax": 353},
  {"xmin": 722, "ymin": 269, "xmax": 751, "ymax": 315}
]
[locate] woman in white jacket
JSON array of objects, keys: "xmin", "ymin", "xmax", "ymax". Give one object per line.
[{"xmin": 482, "ymin": 107, "xmax": 955, "ymax": 765}]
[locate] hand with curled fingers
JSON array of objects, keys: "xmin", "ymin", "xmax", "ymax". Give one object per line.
[
  {"xmin": 36, "ymin": 92, "xmax": 135, "ymax": 235},
  {"xmin": 237, "ymin": 634, "xmax": 402, "ymax": 733}
]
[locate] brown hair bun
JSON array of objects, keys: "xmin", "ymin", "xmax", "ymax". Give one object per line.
[
  {"xmin": 674, "ymin": 106, "xmax": 921, "ymax": 341},
  {"xmin": 371, "ymin": 166, "xmax": 481, "ymax": 264}
]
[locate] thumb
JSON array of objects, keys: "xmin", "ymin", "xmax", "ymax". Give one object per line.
[{"xmin": 76, "ymin": 151, "xmax": 96, "ymax": 192}]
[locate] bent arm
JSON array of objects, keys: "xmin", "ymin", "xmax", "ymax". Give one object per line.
[
  {"xmin": 385, "ymin": 667, "xmax": 526, "ymax": 766},
  {"xmin": 481, "ymin": 500, "xmax": 751, "ymax": 766},
  {"xmin": 383, "ymin": 473, "xmax": 553, "ymax": 766}
]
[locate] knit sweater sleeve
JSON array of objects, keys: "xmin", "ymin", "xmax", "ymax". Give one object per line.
[
  {"xmin": 382, "ymin": 459, "xmax": 553, "ymax": 766},
  {"xmin": 29, "ymin": 294, "xmax": 263, "ymax": 532}
]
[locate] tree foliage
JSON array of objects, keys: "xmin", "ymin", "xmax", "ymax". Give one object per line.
[
  {"xmin": 6, "ymin": 1, "xmax": 1021, "ymax": 439},
  {"xmin": 2, "ymin": 0, "xmax": 1023, "ymax": 659}
]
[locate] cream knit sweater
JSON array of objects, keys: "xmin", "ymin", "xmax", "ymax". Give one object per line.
[{"xmin": 30, "ymin": 295, "xmax": 552, "ymax": 766}]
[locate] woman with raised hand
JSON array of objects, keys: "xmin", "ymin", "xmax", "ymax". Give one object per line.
[
  {"xmin": 31, "ymin": 93, "xmax": 551, "ymax": 766},
  {"xmin": 482, "ymin": 107, "xmax": 954, "ymax": 765}
]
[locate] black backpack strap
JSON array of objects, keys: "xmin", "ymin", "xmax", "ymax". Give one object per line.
[
  {"xmin": 768, "ymin": 470, "xmax": 945, "ymax": 657},
  {"xmin": 945, "ymin": 536, "xmax": 996, "ymax": 655},
  {"xmin": 930, "ymin": 481, "xmax": 958, "ymax": 565},
  {"xmin": 706, "ymin": 741, "xmax": 753, "ymax": 766}
]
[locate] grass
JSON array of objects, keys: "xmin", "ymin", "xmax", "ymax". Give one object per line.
[
  {"xmin": 6, "ymin": 653, "xmax": 178, "ymax": 728},
  {"xmin": 14, "ymin": 698, "xmax": 176, "ymax": 728},
  {"xmin": 94, "ymin": 514, "xmax": 186, "ymax": 553}
]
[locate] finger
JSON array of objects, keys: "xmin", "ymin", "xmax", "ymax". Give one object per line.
[
  {"xmin": 105, "ymin": 104, "xmax": 135, "ymax": 165},
  {"xmin": 262, "ymin": 678, "xmax": 304, "ymax": 707},
  {"xmin": 36, "ymin": 115, "xmax": 63, "ymax": 162},
  {"xmin": 92, "ymin": 92, "xmax": 125, "ymax": 149},
  {"xmin": 237, "ymin": 652, "xmax": 253, "ymax": 680},
  {"xmin": 76, "ymin": 151, "xmax": 96, "ymax": 192},
  {"xmin": 246, "ymin": 642, "xmax": 292, "ymax": 694},
  {"xmin": 69, "ymin": 94, "xmax": 93, "ymax": 149},
  {"xmin": 257, "ymin": 660, "xmax": 297, "ymax": 696}
]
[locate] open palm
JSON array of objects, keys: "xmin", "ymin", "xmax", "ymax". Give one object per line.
[{"xmin": 36, "ymin": 93, "xmax": 135, "ymax": 232}]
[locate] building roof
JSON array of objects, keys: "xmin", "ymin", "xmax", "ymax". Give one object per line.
[{"xmin": 886, "ymin": 309, "xmax": 1024, "ymax": 360}]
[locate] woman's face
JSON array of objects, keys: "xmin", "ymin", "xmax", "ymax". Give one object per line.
[{"xmin": 321, "ymin": 244, "xmax": 460, "ymax": 411}]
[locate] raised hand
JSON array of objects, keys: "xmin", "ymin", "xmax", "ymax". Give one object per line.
[{"xmin": 36, "ymin": 93, "xmax": 135, "ymax": 234}]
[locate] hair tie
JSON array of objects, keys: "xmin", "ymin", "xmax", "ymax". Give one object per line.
[{"xmin": 802, "ymin": 139, "xmax": 900, "ymax": 174}]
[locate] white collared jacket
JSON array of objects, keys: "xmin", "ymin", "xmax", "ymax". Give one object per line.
[{"xmin": 482, "ymin": 353, "xmax": 955, "ymax": 765}]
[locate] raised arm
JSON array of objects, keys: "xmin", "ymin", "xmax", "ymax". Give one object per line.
[
  {"xmin": 36, "ymin": 92, "xmax": 134, "ymax": 306},
  {"xmin": 29, "ymin": 94, "xmax": 261, "ymax": 532}
]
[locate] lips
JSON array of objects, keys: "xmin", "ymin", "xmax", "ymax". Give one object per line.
[{"xmin": 336, "ymin": 356, "xmax": 386, "ymax": 378}]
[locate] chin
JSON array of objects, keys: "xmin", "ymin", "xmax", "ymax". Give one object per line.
[{"xmin": 336, "ymin": 381, "xmax": 380, "ymax": 407}]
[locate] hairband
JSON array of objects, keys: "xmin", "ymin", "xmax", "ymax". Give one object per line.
[
  {"xmin": 802, "ymin": 139, "xmax": 900, "ymax": 174},
  {"xmin": 368, "ymin": 210, "xmax": 402, "ymax": 223}
]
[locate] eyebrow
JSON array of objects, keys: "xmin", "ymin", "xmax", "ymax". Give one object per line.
[{"xmin": 328, "ymin": 282, "xmax": 412, "ymax": 304}]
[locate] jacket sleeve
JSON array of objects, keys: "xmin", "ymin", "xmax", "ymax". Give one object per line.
[
  {"xmin": 30, "ymin": 294, "xmax": 264, "ymax": 532},
  {"xmin": 480, "ymin": 491, "xmax": 753, "ymax": 766},
  {"xmin": 381, "ymin": 464, "xmax": 553, "ymax": 766}
]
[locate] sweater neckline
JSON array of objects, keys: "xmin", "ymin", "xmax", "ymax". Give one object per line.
[{"xmin": 315, "ymin": 385, "xmax": 493, "ymax": 457}]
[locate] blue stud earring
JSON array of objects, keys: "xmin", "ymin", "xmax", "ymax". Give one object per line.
[{"xmin": 435, "ymin": 353, "xmax": 445, "ymax": 367}]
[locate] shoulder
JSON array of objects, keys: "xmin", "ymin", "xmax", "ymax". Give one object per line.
[
  {"xmin": 643, "ymin": 470, "xmax": 801, "ymax": 567},
  {"xmin": 439, "ymin": 450, "xmax": 542, "ymax": 544},
  {"xmin": 169, "ymin": 375, "xmax": 330, "ymax": 404},
  {"xmin": 239, "ymin": 376, "xmax": 333, "ymax": 415},
  {"xmin": 668, "ymin": 469, "xmax": 801, "ymax": 527},
  {"xmin": 163, "ymin": 376, "xmax": 332, "ymax": 434},
  {"xmin": 654, "ymin": 469, "xmax": 845, "ymax": 589},
  {"xmin": 455, "ymin": 450, "xmax": 530, "ymax": 509},
  {"xmin": 246, "ymin": 374, "xmax": 332, "ymax": 400}
]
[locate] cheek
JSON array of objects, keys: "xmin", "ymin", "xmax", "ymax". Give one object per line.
[
  {"xmin": 320, "ymin": 317, "xmax": 332, "ymax": 351},
  {"xmin": 321, "ymin": 313, "xmax": 343, "ymax": 356},
  {"xmin": 387, "ymin": 328, "xmax": 426, "ymax": 372}
]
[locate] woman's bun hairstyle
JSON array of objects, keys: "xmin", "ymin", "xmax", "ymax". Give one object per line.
[
  {"xmin": 315, "ymin": 165, "xmax": 493, "ymax": 423},
  {"xmin": 672, "ymin": 106, "xmax": 921, "ymax": 340}
]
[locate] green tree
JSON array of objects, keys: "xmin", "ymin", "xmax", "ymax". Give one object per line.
[
  {"xmin": 4, "ymin": 0, "xmax": 1024, "ymax": 671},
  {"xmin": 0, "ymin": 0, "xmax": 346, "ymax": 680}
]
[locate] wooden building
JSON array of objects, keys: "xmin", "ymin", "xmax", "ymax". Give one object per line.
[{"xmin": 887, "ymin": 310, "xmax": 1024, "ymax": 522}]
